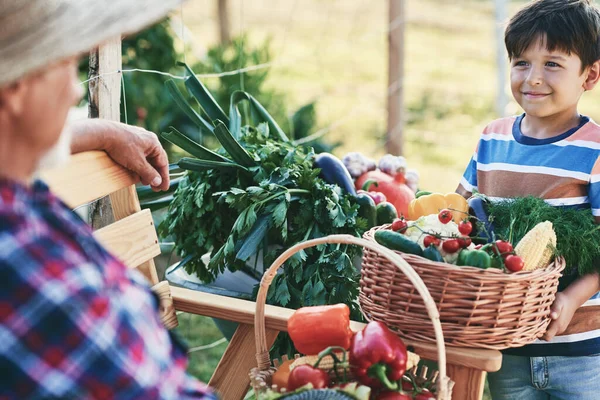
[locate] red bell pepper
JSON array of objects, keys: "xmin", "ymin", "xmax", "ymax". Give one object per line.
[
  {"xmin": 376, "ymin": 391, "xmax": 413, "ymax": 400},
  {"xmin": 349, "ymin": 321, "xmax": 408, "ymax": 390},
  {"xmin": 288, "ymin": 304, "xmax": 354, "ymax": 355}
]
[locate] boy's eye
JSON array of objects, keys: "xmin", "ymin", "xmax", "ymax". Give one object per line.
[
  {"xmin": 546, "ymin": 61, "xmax": 560, "ymax": 68},
  {"xmin": 513, "ymin": 60, "xmax": 528, "ymax": 67}
]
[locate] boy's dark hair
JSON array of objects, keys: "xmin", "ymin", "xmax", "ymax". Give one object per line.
[{"xmin": 505, "ymin": 0, "xmax": 600, "ymax": 70}]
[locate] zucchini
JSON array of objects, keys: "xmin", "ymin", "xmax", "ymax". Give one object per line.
[{"xmin": 374, "ymin": 230, "xmax": 423, "ymax": 256}]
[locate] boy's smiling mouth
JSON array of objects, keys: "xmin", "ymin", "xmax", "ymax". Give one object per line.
[{"xmin": 522, "ymin": 91, "xmax": 551, "ymax": 99}]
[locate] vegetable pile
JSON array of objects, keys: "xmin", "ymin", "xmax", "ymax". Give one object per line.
[
  {"xmin": 263, "ymin": 304, "xmax": 437, "ymax": 400},
  {"xmin": 371, "ymin": 192, "xmax": 564, "ymax": 273}
]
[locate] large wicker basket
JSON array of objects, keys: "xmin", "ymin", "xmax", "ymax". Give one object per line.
[
  {"xmin": 249, "ymin": 234, "xmax": 453, "ymax": 400},
  {"xmin": 361, "ymin": 225, "xmax": 566, "ymax": 350}
]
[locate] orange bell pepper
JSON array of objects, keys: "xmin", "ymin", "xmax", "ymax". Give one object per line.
[{"xmin": 287, "ymin": 304, "xmax": 354, "ymax": 355}]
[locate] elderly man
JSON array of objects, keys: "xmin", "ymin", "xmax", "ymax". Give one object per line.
[{"xmin": 0, "ymin": 1, "xmax": 216, "ymax": 398}]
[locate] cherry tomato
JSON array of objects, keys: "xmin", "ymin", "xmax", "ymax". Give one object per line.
[
  {"xmin": 376, "ymin": 391, "xmax": 412, "ymax": 400},
  {"xmin": 457, "ymin": 236, "xmax": 472, "ymax": 248},
  {"xmin": 392, "ymin": 218, "xmax": 408, "ymax": 232},
  {"xmin": 504, "ymin": 255, "xmax": 524, "ymax": 272},
  {"xmin": 286, "ymin": 365, "xmax": 330, "ymax": 391},
  {"xmin": 442, "ymin": 239, "xmax": 460, "ymax": 253},
  {"xmin": 438, "ymin": 209, "xmax": 453, "ymax": 224},
  {"xmin": 495, "ymin": 240, "xmax": 513, "ymax": 256},
  {"xmin": 423, "ymin": 235, "xmax": 441, "ymax": 248},
  {"xmin": 458, "ymin": 220, "xmax": 472, "ymax": 235},
  {"xmin": 414, "ymin": 390, "xmax": 436, "ymax": 400}
]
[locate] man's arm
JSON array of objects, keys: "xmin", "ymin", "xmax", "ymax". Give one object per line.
[
  {"xmin": 69, "ymin": 119, "xmax": 170, "ymax": 191},
  {"xmin": 543, "ymin": 271, "xmax": 600, "ymax": 341}
]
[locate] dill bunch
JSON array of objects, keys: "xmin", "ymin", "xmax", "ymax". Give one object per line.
[{"xmin": 486, "ymin": 196, "xmax": 600, "ymax": 275}]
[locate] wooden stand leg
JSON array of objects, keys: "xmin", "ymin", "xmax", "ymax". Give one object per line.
[
  {"xmin": 209, "ymin": 324, "xmax": 279, "ymax": 400},
  {"xmin": 447, "ymin": 365, "xmax": 486, "ymax": 400}
]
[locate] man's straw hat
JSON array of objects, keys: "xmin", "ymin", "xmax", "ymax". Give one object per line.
[{"xmin": 0, "ymin": 0, "xmax": 183, "ymax": 87}]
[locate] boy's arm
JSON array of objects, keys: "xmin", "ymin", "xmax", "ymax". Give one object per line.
[{"xmin": 543, "ymin": 272, "xmax": 600, "ymax": 341}]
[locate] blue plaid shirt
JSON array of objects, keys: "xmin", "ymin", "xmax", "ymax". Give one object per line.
[{"xmin": 0, "ymin": 180, "xmax": 217, "ymax": 399}]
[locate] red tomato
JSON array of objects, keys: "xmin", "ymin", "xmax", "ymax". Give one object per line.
[
  {"xmin": 376, "ymin": 391, "xmax": 413, "ymax": 400},
  {"xmin": 495, "ymin": 240, "xmax": 514, "ymax": 256},
  {"xmin": 286, "ymin": 365, "xmax": 330, "ymax": 391},
  {"xmin": 438, "ymin": 209, "xmax": 453, "ymax": 224},
  {"xmin": 414, "ymin": 390, "xmax": 436, "ymax": 400},
  {"xmin": 504, "ymin": 255, "xmax": 524, "ymax": 272},
  {"xmin": 423, "ymin": 235, "xmax": 440, "ymax": 248},
  {"xmin": 392, "ymin": 218, "xmax": 408, "ymax": 232},
  {"xmin": 442, "ymin": 239, "xmax": 460, "ymax": 253},
  {"xmin": 457, "ymin": 236, "xmax": 472, "ymax": 248},
  {"xmin": 458, "ymin": 220, "xmax": 472, "ymax": 235}
]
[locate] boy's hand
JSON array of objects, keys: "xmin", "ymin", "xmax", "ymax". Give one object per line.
[{"xmin": 543, "ymin": 292, "xmax": 578, "ymax": 341}]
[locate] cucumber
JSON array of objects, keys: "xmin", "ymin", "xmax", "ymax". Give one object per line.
[
  {"xmin": 374, "ymin": 230, "xmax": 423, "ymax": 256},
  {"xmin": 423, "ymin": 245, "xmax": 444, "ymax": 262}
]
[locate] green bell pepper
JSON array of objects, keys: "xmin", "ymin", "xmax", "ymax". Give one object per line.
[{"xmin": 457, "ymin": 249, "xmax": 492, "ymax": 269}]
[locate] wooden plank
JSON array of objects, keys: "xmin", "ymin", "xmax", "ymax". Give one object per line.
[
  {"xmin": 171, "ymin": 287, "xmax": 502, "ymax": 372},
  {"xmin": 209, "ymin": 324, "xmax": 278, "ymax": 400},
  {"xmin": 40, "ymin": 151, "xmax": 137, "ymax": 209},
  {"xmin": 386, "ymin": 0, "xmax": 405, "ymax": 155},
  {"xmin": 446, "ymin": 365, "xmax": 486, "ymax": 400},
  {"xmin": 561, "ymin": 305, "xmax": 600, "ymax": 336},
  {"xmin": 94, "ymin": 209, "xmax": 160, "ymax": 270}
]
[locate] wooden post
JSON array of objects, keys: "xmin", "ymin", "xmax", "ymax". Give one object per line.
[
  {"xmin": 386, "ymin": 0, "xmax": 405, "ymax": 156},
  {"xmin": 88, "ymin": 37, "xmax": 122, "ymax": 229},
  {"xmin": 218, "ymin": 0, "xmax": 231, "ymax": 45},
  {"xmin": 494, "ymin": 0, "xmax": 508, "ymax": 117}
]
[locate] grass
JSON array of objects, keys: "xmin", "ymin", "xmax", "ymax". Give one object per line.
[{"xmin": 169, "ymin": 1, "xmax": 600, "ymax": 397}]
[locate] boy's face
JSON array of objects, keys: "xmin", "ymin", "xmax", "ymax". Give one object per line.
[{"xmin": 510, "ymin": 36, "xmax": 591, "ymax": 120}]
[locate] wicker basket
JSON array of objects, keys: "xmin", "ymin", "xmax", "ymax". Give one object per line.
[
  {"xmin": 249, "ymin": 234, "xmax": 453, "ymax": 400},
  {"xmin": 361, "ymin": 225, "xmax": 566, "ymax": 350}
]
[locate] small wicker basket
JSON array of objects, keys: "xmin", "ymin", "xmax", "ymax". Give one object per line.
[
  {"xmin": 361, "ymin": 225, "xmax": 566, "ymax": 350},
  {"xmin": 249, "ymin": 234, "xmax": 453, "ymax": 400}
]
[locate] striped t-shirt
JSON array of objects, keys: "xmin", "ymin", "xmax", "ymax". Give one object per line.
[{"xmin": 458, "ymin": 114, "xmax": 600, "ymax": 357}]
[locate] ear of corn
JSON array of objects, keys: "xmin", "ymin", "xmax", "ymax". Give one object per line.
[
  {"xmin": 514, "ymin": 221, "xmax": 557, "ymax": 271},
  {"xmin": 289, "ymin": 350, "xmax": 421, "ymax": 374}
]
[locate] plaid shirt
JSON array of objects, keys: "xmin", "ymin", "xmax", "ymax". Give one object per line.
[{"xmin": 0, "ymin": 180, "xmax": 217, "ymax": 400}]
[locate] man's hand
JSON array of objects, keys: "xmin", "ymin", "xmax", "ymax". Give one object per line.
[
  {"xmin": 70, "ymin": 119, "xmax": 170, "ymax": 191},
  {"xmin": 543, "ymin": 292, "xmax": 578, "ymax": 341}
]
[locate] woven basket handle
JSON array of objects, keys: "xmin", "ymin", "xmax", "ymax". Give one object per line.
[{"xmin": 254, "ymin": 234, "xmax": 450, "ymax": 400}]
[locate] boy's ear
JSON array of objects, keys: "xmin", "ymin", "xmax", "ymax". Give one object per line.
[
  {"xmin": 583, "ymin": 60, "xmax": 600, "ymax": 91},
  {"xmin": 0, "ymin": 81, "xmax": 27, "ymax": 116}
]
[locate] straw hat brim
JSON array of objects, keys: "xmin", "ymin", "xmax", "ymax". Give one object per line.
[{"xmin": 0, "ymin": 0, "xmax": 184, "ymax": 87}]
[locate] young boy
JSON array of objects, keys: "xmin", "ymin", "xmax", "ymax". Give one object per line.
[{"xmin": 456, "ymin": 1, "xmax": 600, "ymax": 398}]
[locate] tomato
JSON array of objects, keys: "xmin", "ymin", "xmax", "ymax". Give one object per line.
[
  {"xmin": 286, "ymin": 365, "xmax": 330, "ymax": 391},
  {"xmin": 442, "ymin": 239, "xmax": 460, "ymax": 253},
  {"xmin": 438, "ymin": 209, "xmax": 453, "ymax": 224},
  {"xmin": 504, "ymin": 255, "xmax": 524, "ymax": 272},
  {"xmin": 458, "ymin": 220, "xmax": 472, "ymax": 235},
  {"xmin": 423, "ymin": 235, "xmax": 440, "ymax": 248},
  {"xmin": 414, "ymin": 390, "xmax": 436, "ymax": 400},
  {"xmin": 495, "ymin": 240, "xmax": 513, "ymax": 256},
  {"xmin": 457, "ymin": 236, "xmax": 472, "ymax": 248},
  {"xmin": 376, "ymin": 391, "xmax": 413, "ymax": 400},
  {"xmin": 392, "ymin": 217, "xmax": 408, "ymax": 232}
]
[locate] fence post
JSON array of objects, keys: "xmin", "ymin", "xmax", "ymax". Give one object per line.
[
  {"xmin": 386, "ymin": 0, "xmax": 405, "ymax": 156},
  {"xmin": 87, "ymin": 37, "xmax": 122, "ymax": 229}
]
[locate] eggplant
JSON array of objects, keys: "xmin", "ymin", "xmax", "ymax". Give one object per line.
[
  {"xmin": 314, "ymin": 153, "xmax": 357, "ymax": 196},
  {"xmin": 468, "ymin": 196, "xmax": 495, "ymax": 244}
]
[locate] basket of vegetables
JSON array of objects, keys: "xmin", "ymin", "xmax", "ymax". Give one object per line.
[
  {"xmin": 360, "ymin": 193, "xmax": 566, "ymax": 350},
  {"xmin": 249, "ymin": 235, "xmax": 453, "ymax": 399}
]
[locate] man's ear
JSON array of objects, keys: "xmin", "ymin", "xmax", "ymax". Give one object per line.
[
  {"xmin": 0, "ymin": 81, "xmax": 27, "ymax": 116},
  {"xmin": 584, "ymin": 60, "xmax": 600, "ymax": 91}
]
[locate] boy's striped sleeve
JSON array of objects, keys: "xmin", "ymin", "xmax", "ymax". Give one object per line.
[{"xmin": 589, "ymin": 155, "xmax": 600, "ymax": 219}]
